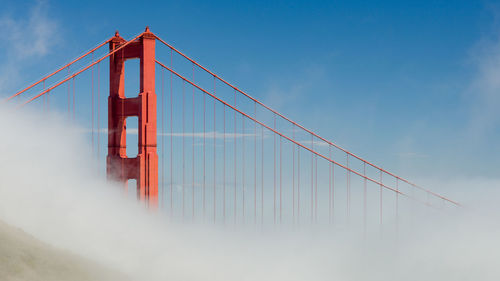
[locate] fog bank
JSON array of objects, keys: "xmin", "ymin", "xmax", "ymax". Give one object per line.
[{"xmin": 0, "ymin": 105, "xmax": 499, "ymax": 281}]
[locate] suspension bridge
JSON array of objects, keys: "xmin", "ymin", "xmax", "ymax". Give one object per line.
[{"xmin": 4, "ymin": 27, "xmax": 460, "ymax": 228}]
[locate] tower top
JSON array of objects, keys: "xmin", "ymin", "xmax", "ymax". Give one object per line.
[{"xmin": 143, "ymin": 26, "xmax": 155, "ymax": 39}]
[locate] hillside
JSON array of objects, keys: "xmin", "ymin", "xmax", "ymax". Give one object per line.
[{"xmin": 0, "ymin": 220, "xmax": 130, "ymax": 281}]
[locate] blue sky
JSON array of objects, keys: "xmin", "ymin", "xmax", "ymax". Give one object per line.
[{"xmin": 1, "ymin": 0, "xmax": 499, "ymax": 180}]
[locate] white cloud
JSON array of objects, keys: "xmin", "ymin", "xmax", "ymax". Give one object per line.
[
  {"xmin": 89, "ymin": 128, "xmax": 257, "ymax": 139},
  {"xmin": 263, "ymin": 64, "xmax": 327, "ymax": 110},
  {"xmin": 0, "ymin": 1, "xmax": 60, "ymax": 97},
  {"xmin": 296, "ymin": 139, "xmax": 331, "ymax": 148},
  {"xmin": 1, "ymin": 103, "xmax": 500, "ymax": 281},
  {"xmin": 397, "ymin": 151, "xmax": 429, "ymax": 159},
  {"xmin": 466, "ymin": 32, "xmax": 500, "ymax": 139}
]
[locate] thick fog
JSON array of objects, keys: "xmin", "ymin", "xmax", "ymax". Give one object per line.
[{"xmin": 0, "ymin": 105, "xmax": 499, "ymax": 281}]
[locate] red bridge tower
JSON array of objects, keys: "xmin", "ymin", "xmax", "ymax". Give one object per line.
[{"xmin": 107, "ymin": 27, "xmax": 158, "ymax": 206}]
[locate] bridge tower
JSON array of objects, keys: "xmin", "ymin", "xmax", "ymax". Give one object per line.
[{"xmin": 106, "ymin": 27, "xmax": 158, "ymax": 206}]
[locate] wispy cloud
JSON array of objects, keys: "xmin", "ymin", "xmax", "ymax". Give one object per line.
[
  {"xmin": 0, "ymin": 1, "xmax": 60, "ymax": 97},
  {"xmin": 88, "ymin": 128, "xmax": 257, "ymax": 139},
  {"xmin": 160, "ymin": 131, "xmax": 256, "ymax": 139},
  {"xmin": 297, "ymin": 139, "xmax": 330, "ymax": 148},
  {"xmin": 263, "ymin": 64, "xmax": 328, "ymax": 110},
  {"xmin": 397, "ymin": 152, "xmax": 429, "ymax": 159},
  {"xmin": 466, "ymin": 31, "xmax": 500, "ymax": 139}
]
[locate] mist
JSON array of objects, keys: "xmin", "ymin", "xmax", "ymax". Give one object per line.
[{"xmin": 0, "ymin": 104, "xmax": 499, "ymax": 281}]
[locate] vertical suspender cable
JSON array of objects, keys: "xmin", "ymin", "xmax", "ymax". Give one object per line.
[
  {"xmin": 347, "ymin": 154, "xmax": 350, "ymax": 221},
  {"xmin": 254, "ymin": 102, "xmax": 257, "ymax": 224},
  {"xmin": 332, "ymin": 151, "xmax": 335, "ymax": 224},
  {"xmin": 380, "ymin": 170, "xmax": 383, "ymax": 226},
  {"xmin": 213, "ymin": 77, "xmax": 216, "ymax": 223},
  {"xmin": 280, "ymin": 135, "xmax": 282, "ymax": 223},
  {"xmin": 72, "ymin": 77, "xmax": 75, "ymax": 120},
  {"xmin": 202, "ymin": 79, "xmax": 206, "ymax": 219},
  {"xmin": 348, "ymin": 156, "xmax": 351, "ymax": 219},
  {"xmin": 293, "ymin": 125, "xmax": 296, "ymax": 224},
  {"xmin": 223, "ymin": 104, "xmax": 226, "ymax": 223},
  {"xmin": 161, "ymin": 68, "xmax": 165, "ymax": 208},
  {"xmin": 43, "ymin": 80, "xmax": 45, "ymax": 112},
  {"xmin": 182, "ymin": 79, "xmax": 186, "ymax": 219},
  {"xmin": 242, "ymin": 113, "xmax": 245, "ymax": 222},
  {"xmin": 91, "ymin": 52, "xmax": 95, "ymax": 154},
  {"xmin": 396, "ymin": 178, "xmax": 399, "ymax": 232},
  {"xmin": 203, "ymin": 80, "xmax": 206, "ymax": 219},
  {"xmin": 261, "ymin": 125, "xmax": 264, "ymax": 225},
  {"xmin": 329, "ymin": 145, "xmax": 332, "ymax": 223},
  {"xmin": 97, "ymin": 62, "xmax": 101, "ymax": 162},
  {"xmin": 274, "ymin": 116, "xmax": 277, "ymax": 224},
  {"xmin": 170, "ymin": 49, "xmax": 173, "ymax": 215},
  {"xmin": 192, "ymin": 65, "xmax": 195, "ymax": 219},
  {"xmin": 44, "ymin": 80, "xmax": 47, "ymax": 111},
  {"xmin": 298, "ymin": 147, "xmax": 301, "ymax": 224},
  {"xmin": 234, "ymin": 89, "xmax": 237, "ymax": 224},
  {"xmin": 311, "ymin": 134, "xmax": 314, "ymax": 223},
  {"xmin": 67, "ymin": 67, "xmax": 71, "ymax": 116},
  {"xmin": 315, "ymin": 150, "xmax": 318, "ymax": 222},
  {"xmin": 363, "ymin": 162, "xmax": 367, "ymax": 236}
]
